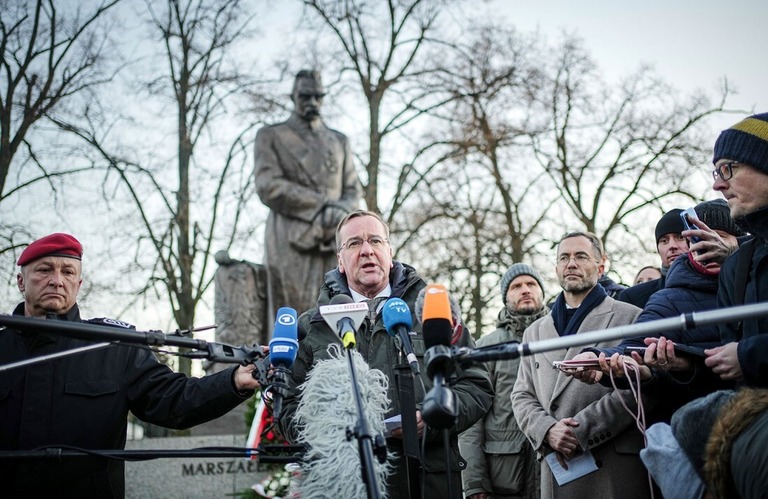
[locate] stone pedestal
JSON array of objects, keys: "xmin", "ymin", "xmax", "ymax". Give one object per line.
[{"xmin": 125, "ymin": 434, "xmax": 270, "ymax": 498}]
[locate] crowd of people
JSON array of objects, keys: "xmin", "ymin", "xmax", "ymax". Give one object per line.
[{"xmin": 2, "ymin": 79, "xmax": 767, "ymax": 499}]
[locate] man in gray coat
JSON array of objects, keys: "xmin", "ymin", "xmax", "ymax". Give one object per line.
[
  {"xmin": 254, "ymin": 70, "xmax": 362, "ymax": 319},
  {"xmin": 460, "ymin": 263, "xmax": 548, "ymax": 499},
  {"xmin": 511, "ymin": 232, "xmax": 650, "ymax": 499}
]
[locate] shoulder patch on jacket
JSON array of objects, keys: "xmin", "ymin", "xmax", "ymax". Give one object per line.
[{"xmin": 87, "ymin": 317, "xmax": 136, "ymax": 329}]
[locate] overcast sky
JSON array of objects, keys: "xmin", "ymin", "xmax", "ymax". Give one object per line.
[
  {"xmin": 5, "ymin": 1, "xmax": 766, "ymax": 329},
  {"xmin": 487, "ymin": 0, "xmax": 767, "ymax": 136}
]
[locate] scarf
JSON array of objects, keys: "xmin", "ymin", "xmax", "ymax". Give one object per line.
[
  {"xmin": 551, "ymin": 284, "xmax": 608, "ymax": 336},
  {"xmin": 687, "ymin": 251, "xmax": 720, "ymax": 277},
  {"xmin": 497, "ymin": 306, "xmax": 550, "ymax": 340}
]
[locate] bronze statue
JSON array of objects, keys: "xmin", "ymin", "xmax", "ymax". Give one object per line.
[{"xmin": 254, "ymin": 70, "xmax": 363, "ymax": 322}]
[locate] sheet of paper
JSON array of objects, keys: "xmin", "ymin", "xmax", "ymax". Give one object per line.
[{"xmin": 544, "ymin": 450, "xmax": 599, "ymax": 486}]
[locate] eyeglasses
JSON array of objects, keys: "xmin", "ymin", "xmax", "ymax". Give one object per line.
[
  {"xmin": 712, "ymin": 161, "xmax": 740, "ymax": 181},
  {"xmin": 340, "ymin": 236, "xmax": 389, "ymax": 251},
  {"xmin": 556, "ymin": 253, "xmax": 597, "ymax": 266}
]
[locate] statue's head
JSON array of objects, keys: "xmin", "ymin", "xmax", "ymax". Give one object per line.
[{"xmin": 291, "ymin": 70, "xmax": 325, "ymax": 121}]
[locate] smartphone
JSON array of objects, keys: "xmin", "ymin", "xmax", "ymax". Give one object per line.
[
  {"xmin": 680, "ymin": 208, "xmax": 702, "ymax": 244},
  {"xmin": 552, "ymin": 359, "xmax": 603, "ymax": 372},
  {"xmin": 622, "ymin": 344, "xmax": 707, "ymax": 358},
  {"xmin": 623, "ymin": 346, "xmax": 648, "ymax": 356}
]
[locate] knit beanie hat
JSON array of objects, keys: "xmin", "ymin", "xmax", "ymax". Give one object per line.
[
  {"xmin": 655, "ymin": 208, "xmax": 685, "ymax": 244},
  {"xmin": 640, "ymin": 423, "xmax": 706, "ymax": 499},
  {"xmin": 713, "ymin": 112, "xmax": 768, "ymax": 175},
  {"xmin": 694, "ymin": 198, "xmax": 746, "ymax": 237},
  {"xmin": 500, "ymin": 263, "xmax": 544, "ymax": 305}
]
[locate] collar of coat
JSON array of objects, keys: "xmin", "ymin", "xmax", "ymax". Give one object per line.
[
  {"xmin": 11, "ymin": 301, "xmax": 81, "ymax": 349},
  {"xmin": 308, "ymin": 261, "xmax": 424, "ymax": 324},
  {"xmin": 735, "ymin": 204, "xmax": 768, "ymax": 243}
]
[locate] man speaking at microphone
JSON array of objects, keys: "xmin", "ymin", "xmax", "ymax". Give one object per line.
[
  {"xmin": 279, "ymin": 210, "xmax": 492, "ymax": 499},
  {"xmin": 0, "ymin": 233, "xmax": 261, "ymax": 498}
]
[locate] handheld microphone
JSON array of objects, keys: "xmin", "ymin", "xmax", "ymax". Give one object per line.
[
  {"xmin": 268, "ymin": 307, "xmax": 299, "ymax": 422},
  {"xmin": 420, "ymin": 284, "xmax": 458, "ymax": 429},
  {"xmin": 382, "ymin": 297, "xmax": 420, "ymax": 374},
  {"xmin": 319, "ymin": 294, "xmax": 368, "ymax": 349}
]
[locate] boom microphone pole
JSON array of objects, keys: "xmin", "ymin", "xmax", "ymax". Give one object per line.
[
  {"xmin": 454, "ymin": 302, "xmax": 768, "ymax": 364},
  {"xmin": 320, "ymin": 295, "xmax": 385, "ymax": 499},
  {"xmin": 0, "ymin": 315, "xmax": 266, "ymax": 370}
]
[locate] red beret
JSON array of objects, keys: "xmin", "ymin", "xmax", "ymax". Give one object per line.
[{"xmin": 17, "ymin": 233, "xmax": 83, "ymax": 267}]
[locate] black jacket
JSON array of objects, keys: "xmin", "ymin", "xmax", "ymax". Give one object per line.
[
  {"xmin": 617, "ymin": 274, "xmax": 666, "ymax": 309},
  {"xmin": 599, "ymin": 274, "xmax": 627, "ymax": 298},
  {"xmin": 719, "ymin": 205, "xmax": 768, "ymax": 387},
  {"xmin": 0, "ymin": 303, "xmax": 250, "ymax": 498}
]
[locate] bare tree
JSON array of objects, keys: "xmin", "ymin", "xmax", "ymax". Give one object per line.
[
  {"xmin": 301, "ymin": 0, "xmax": 461, "ymax": 214},
  {"xmin": 395, "ymin": 24, "xmax": 557, "ymax": 333},
  {"xmin": 100, "ymin": 0, "xmax": 264, "ymax": 375},
  {"xmin": 0, "ymin": 0, "xmax": 121, "ymax": 252},
  {"xmin": 41, "ymin": 0, "xmax": 265, "ymax": 376},
  {"xmin": 399, "ymin": 31, "xmax": 738, "ymax": 332},
  {"xmin": 528, "ymin": 35, "xmax": 731, "ymax": 255}
]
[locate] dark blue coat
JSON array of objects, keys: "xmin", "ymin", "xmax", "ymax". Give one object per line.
[
  {"xmin": 635, "ymin": 255, "xmax": 721, "ymax": 346},
  {"xmin": 589, "ymin": 255, "xmax": 729, "ymax": 419},
  {"xmin": 601, "ymin": 254, "xmax": 720, "ymax": 355}
]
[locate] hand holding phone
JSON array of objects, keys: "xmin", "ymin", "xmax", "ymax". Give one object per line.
[
  {"xmin": 623, "ymin": 344, "xmax": 707, "ymax": 359},
  {"xmin": 680, "ymin": 208, "xmax": 702, "ymax": 244},
  {"xmin": 552, "ymin": 358, "xmax": 604, "ymax": 372}
]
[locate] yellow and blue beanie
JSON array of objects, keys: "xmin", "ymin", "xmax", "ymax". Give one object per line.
[{"xmin": 713, "ymin": 112, "xmax": 768, "ymax": 174}]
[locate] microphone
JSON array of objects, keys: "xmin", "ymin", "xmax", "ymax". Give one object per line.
[
  {"xmin": 421, "ymin": 284, "xmax": 453, "ymax": 349},
  {"xmin": 268, "ymin": 307, "xmax": 299, "ymax": 422},
  {"xmin": 319, "ymin": 294, "xmax": 368, "ymax": 349},
  {"xmin": 420, "ymin": 284, "xmax": 458, "ymax": 430},
  {"xmin": 382, "ymin": 297, "xmax": 420, "ymax": 374}
]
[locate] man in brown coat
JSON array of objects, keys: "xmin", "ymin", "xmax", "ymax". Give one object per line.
[
  {"xmin": 511, "ymin": 232, "xmax": 649, "ymax": 499},
  {"xmin": 254, "ymin": 70, "xmax": 362, "ymax": 319}
]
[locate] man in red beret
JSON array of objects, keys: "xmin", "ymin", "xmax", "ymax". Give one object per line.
[
  {"xmin": 1, "ymin": 233, "xmax": 261, "ymax": 498},
  {"xmin": 15, "ymin": 232, "xmax": 84, "ymax": 318}
]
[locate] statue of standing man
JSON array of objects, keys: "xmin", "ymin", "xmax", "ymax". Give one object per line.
[{"xmin": 254, "ymin": 70, "xmax": 363, "ymax": 322}]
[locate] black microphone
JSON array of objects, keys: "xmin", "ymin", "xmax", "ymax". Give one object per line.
[
  {"xmin": 382, "ymin": 297, "xmax": 420, "ymax": 374},
  {"xmin": 268, "ymin": 307, "xmax": 298, "ymax": 422},
  {"xmin": 420, "ymin": 284, "xmax": 458, "ymax": 430},
  {"xmin": 319, "ymin": 294, "xmax": 368, "ymax": 349}
]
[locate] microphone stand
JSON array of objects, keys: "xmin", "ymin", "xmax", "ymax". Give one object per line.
[
  {"xmin": 344, "ymin": 342, "xmax": 386, "ymax": 499},
  {"xmin": 423, "ymin": 345, "xmax": 458, "ymax": 499},
  {"xmin": 393, "ymin": 359, "xmax": 422, "ymax": 499}
]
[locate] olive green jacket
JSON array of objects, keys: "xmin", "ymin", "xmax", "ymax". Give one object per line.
[{"xmin": 280, "ymin": 262, "xmax": 493, "ymax": 499}]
